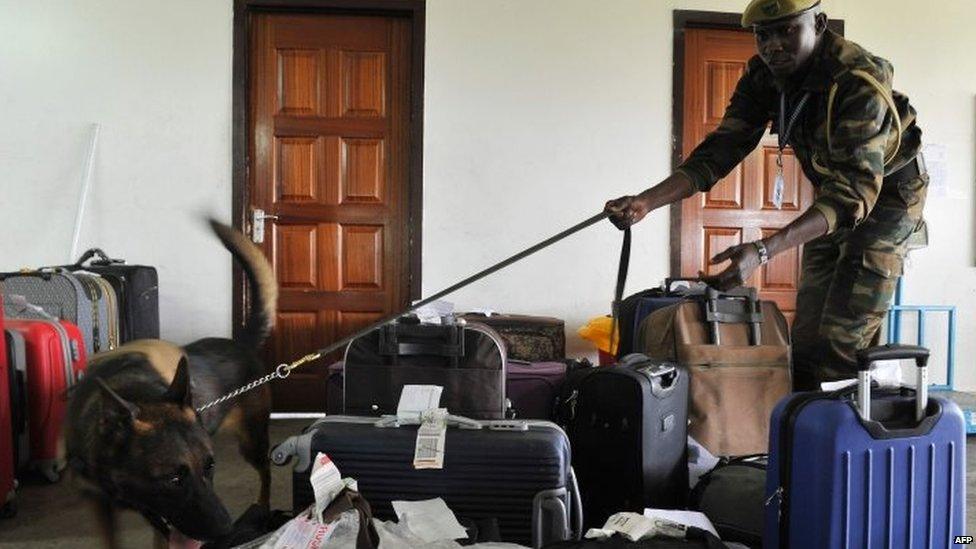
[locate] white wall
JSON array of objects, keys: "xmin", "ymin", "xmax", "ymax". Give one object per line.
[
  {"xmin": 0, "ymin": 1, "xmax": 234, "ymax": 343},
  {"xmin": 2, "ymin": 1, "xmax": 973, "ymax": 387}
]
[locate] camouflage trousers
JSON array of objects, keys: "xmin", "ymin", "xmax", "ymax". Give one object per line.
[{"xmin": 791, "ymin": 174, "xmax": 928, "ymax": 391}]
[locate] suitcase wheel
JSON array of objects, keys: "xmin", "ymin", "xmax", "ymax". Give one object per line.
[
  {"xmin": 38, "ymin": 463, "xmax": 61, "ymax": 484},
  {"xmin": 0, "ymin": 498, "xmax": 16, "ymax": 519}
]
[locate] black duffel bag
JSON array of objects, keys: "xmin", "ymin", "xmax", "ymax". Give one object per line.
[{"xmin": 689, "ymin": 455, "xmax": 766, "ymax": 548}]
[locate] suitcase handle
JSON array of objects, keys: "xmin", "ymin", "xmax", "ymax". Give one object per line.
[
  {"xmin": 0, "ymin": 271, "xmax": 53, "ymax": 281},
  {"xmin": 379, "ymin": 323, "xmax": 466, "ymax": 365},
  {"xmin": 374, "ymin": 413, "xmax": 484, "ymax": 430},
  {"xmin": 856, "ymin": 344, "xmax": 929, "ymax": 369},
  {"xmin": 75, "ymin": 248, "xmax": 125, "ymax": 266},
  {"xmin": 855, "ymin": 344, "xmax": 930, "ymax": 423}
]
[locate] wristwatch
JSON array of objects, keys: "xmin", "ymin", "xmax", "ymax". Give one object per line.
[{"xmin": 753, "ymin": 240, "xmax": 770, "ymax": 265}]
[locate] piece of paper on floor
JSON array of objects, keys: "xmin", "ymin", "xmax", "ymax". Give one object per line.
[
  {"xmin": 583, "ymin": 528, "xmax": 616, "ymax": 539},
  {"xmin": 602, "ymin": 512, "xmax": 656, "ymax": 542},
  {"xmin": 820, "ymin": 359, "xmax": 903, "ymax": 391},
  {"xmin": 240, "ymin": 507, "xmax": 360, "ymax": 549},
  {"xmin": 310, "ymin": 453, "xmax": 345, "ymax": 522},
  {"xmin": 391, "ymin": 498, "xmax": 468, "ymax": 543},
  {"xmin": 397, "ymin": 385, "xmax": 444, "ymax": 420},
  {"xmin": 643, "ymin": 508, "xmax": 719, "ymax": 538}
]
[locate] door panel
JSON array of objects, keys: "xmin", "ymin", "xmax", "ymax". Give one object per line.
[
  {"xmin": 249, "ymin": 13, "xmax": 412, "ymax": 412},
  {"xmin": 679, "ymin": 28, "xmax": 813, "ymax": 320}
]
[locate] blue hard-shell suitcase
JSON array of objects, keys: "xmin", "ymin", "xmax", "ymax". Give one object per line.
[{"xmin": 765, "ymin": 344, "xmax": 966, "ymax": 548}]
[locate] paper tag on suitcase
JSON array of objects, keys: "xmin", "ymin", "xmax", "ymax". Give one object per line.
[
  {"xmin": 397, "ymin": 385, "xmax": 444, "ymax": 422},
  {"xmin": 413, "ymin": 409, "xmax": 447, "ymax": 470}
]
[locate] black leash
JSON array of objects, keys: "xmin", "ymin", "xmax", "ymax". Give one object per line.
[{"xmin": 198, "ymin": 211, "xmax": 611, "ymax": 412}]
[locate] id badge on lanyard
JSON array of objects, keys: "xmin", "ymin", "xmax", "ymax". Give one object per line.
[{"xmin": 776, "ymin": 91, "xmax": 811, "ymax": 209}]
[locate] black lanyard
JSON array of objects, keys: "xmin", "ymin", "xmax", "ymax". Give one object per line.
[{"xmin": 778, "ymin": 91, "xmax": 812, "ymax": 153}]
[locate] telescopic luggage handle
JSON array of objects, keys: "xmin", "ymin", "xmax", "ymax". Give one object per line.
[
  {"xmin": 704, "ymin": 286, "xmax": 763, "ymax": 345},
  {"xmin": 855, "ymin": 344, "xmax": 930, "ymax": 422},
  {"xmin": 379, "ymin": 322, "xmax": 466, "ymax": 367}
]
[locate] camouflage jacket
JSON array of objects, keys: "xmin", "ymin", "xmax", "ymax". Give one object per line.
[{"xmin": 676, "ymin": 31, "xmax": 923, "ymax": 233}]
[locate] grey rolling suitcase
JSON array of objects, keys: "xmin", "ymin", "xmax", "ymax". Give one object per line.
[
  {"xmin": 0, "ymin": 270, "xmax": 103, "ymax": 354},
  {"xmin": 273, "ymin": 416, "xmax": 580, "ymax": 548}
]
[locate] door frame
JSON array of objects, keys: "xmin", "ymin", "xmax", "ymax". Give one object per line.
[
  {"xmin": 669, "ymin": 10, "xmax": 844, "ymax": 276},
  {"xmin": 231, "ymin": 0, "xmax": 425, "ymax": 340}
]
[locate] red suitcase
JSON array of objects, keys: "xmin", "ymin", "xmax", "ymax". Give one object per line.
[
  {"xmin": 5, "ymin": 318, "xmax": 87, "ymax": 482},
  {"xmin": 0, "ymin": 299, "xmax": 15, "ymax": 517}
]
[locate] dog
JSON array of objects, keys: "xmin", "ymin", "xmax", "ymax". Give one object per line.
[{"xmin": 65, "ymin": 219, "xmax": 278, "ymax": 548}]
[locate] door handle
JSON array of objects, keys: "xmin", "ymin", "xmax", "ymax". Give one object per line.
[{"xmin": 251, "ymin": 208, "xmax": 279, "ymax": 243}]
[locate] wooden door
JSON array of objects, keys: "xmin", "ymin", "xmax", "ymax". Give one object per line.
[
  {"xmin": 248, "ymin": 13, "xmax": 413, "ymax": 412},
  {"xmin": 678, "ymin": 28, "xmax": 813, "ymax": 323}
]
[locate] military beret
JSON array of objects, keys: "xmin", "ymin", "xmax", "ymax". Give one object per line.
[{"xmin": 741, "ymin": 0, "xmax": 821, "ymax": 27}]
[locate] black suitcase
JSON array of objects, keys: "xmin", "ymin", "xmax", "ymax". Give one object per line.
[
  {"xmin": 272, "ymin": 416, "xmax": 580, "ymax": 548},
  {"xmin": 564, "ymin": 354, "xmax": 689, "ymax": 528},
  {"xmin": 67, "ymin": 248, "xmax": 159, "ymax": 342},
  {"xmin": 343, "ymin": 317, "xmax": 507, "ymax": 419}
]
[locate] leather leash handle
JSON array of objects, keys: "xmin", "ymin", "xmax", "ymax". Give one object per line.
[{"xmin": 609, "ymin": 228, "xmax": 631, "ymax": 360}]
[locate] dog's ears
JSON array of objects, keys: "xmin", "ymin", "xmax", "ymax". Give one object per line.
[
  {"xmin": 164, "ymin": 357, "xmax": 194, "ymax": 409},
  {"xmin": 96, "ymin": 378, "xmax": 140, "ymax": 422}
]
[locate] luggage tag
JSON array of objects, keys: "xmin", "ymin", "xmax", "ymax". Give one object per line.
[{"xmin": 413, "ymin": 408, "xmax": 448, "ymax": 470}]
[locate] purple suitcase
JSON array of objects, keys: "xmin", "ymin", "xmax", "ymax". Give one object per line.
[
  {"xmin": 506, "ymin": 360, "xmax": 566, "ymax": 419},
  {"xmin": 326, "ymin": 360, "xmax": 567, "ymax": 420},
  {"xmin": 765, "ymin": 344, "xmax": 966, "ymax": 548}
]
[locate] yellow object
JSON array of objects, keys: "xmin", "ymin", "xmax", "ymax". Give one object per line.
[
  {"xmin": 741, "ymin": 0, "xmax": 821, "ymax": 27},
  {"xmin": 578, "ymin": 315, "xmax": 618, "ymax": 355}
]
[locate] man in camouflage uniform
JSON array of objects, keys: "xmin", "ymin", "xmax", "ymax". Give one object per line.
[{"xmin": 605, "ymin": 0, "xmax": 928, "ymax": 390}]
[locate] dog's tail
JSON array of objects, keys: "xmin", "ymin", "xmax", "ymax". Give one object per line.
[{"xmin": 208, "ymin": 219, "xmax": 278, "ymax": 349}]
